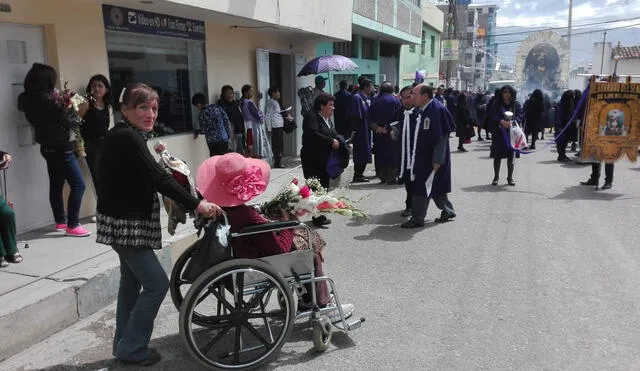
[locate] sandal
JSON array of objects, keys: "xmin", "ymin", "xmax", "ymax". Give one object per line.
[
  {"xmin": 7, "ymin": 253, "xmax": 22, "ymax": 263},
  {"xmin": 0, "ymin": 257, "xmax": 8, "ymax": 268}
]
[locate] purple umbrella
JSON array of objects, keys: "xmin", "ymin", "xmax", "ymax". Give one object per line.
[{"xmin": 297, "ymin": 55, "xmax": 358, "ymax": 76}]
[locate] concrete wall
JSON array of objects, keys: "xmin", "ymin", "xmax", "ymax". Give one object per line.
[
  {"xmin": 399, "ymin": 24, "xmax": 441, "ymax": 87},
  {"xmin": 353, "ymin": 0, "xmax": 422, "ymax": 39},
  {"xmin": 316, "ymin": 37, "xmax": 381, "ymax": 92},
  {"xmin": 166, "ymin": 0, "xmax": 353, "ymax": 41}
]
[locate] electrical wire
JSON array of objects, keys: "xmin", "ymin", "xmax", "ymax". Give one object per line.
[{"xmin": 487, "ymin": 15, "xmax": 640, "ymax": 37}]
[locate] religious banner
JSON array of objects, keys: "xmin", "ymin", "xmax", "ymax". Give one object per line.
[{"xmin": 580, "ymin": 78, "xmax": 640, "ymax": 163}]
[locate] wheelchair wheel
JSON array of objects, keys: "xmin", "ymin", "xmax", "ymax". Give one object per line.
[
  {"xmin": 180, "ymin": 259, "xmax": 295, "ymax": 370},
  {"xmin": 169, "ymin": 242, "xmax": 199, "ymax": 311},
  {"xmin": 312, "ymin": 316, "xmax": 332, "ymax": 352}
]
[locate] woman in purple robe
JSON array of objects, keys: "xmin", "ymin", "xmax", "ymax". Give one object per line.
[
  {"xmin": 348, "ymin": 78, "xmax": 374, "ymax": 183},
  {"xmin": 368, "ymin": 82, "xmax": 402, "ymax": 184}
]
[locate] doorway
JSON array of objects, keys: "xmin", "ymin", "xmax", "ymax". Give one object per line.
[
  {"xmin": 0, "ymin": 23, "xmax": 50, "ymax": 232},
  {"xmin": 256, "ymin": 49, "xmax": 299, "ymax": 158}
]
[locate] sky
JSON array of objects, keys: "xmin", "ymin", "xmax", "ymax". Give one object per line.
[
  {"xmin": 468, "ymin": 0, "xmax": 640, "ymax": 65},
  {"xmin": 472, "ymin": 0, "xmax": 640, "ymax": 28}
]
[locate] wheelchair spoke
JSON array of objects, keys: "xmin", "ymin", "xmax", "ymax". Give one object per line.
[
  {"xmin": 244, "ymin": 282, "xmax": 273, "ymax": 310},
  {"xmin": 247, "ymin": 310, "xmax": 286, "ymax": 319},
  {"xmin": 209, "ymin": 286, "xmax": 235, "ymax": 312},
  {"xmin": 242, "ymin": 320, "xmax": 272, "ymax": 349},
  {"xmin": 234, "ymin": 272, "xmax": 245, "ymax": 307},
  {"xmin": 200, "ymin": 322, "xmax": 233, "ymax": 354},
  {"xmin": 234, "ymin": 325, "xmax": 242, "ymax": 364}
]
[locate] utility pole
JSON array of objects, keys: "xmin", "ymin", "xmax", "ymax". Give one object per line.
[
  {"xmin": 567, "ymin": 0, "xmax": 572, "ymax": 70},
  {"xmin": 600, "ymin": 31, "xmax": 607, "ymax": 74}
]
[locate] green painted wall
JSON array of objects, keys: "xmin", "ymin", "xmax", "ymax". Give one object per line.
[
  {"xmin": 399, "ymin": 23, "xmax": 441, "ymax": 88},
  {"xmin": 315, "ymin": 35, "xmax": 381, "ymax": 94}
]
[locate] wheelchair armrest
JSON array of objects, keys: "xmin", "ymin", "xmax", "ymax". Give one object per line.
[{"xmin": 237, "ymin": 221, "xmax": 301, "ymax": 235}]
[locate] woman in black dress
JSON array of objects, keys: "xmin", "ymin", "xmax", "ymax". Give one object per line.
[
  {"xmin": 489, "ymin": 85, "xmax": 523, "ymax": 186},
  {"xmin": 82, "ymin": 74, "xmax": 112, "ymax": 190},
  {"xmin": 455, "ymin": 93, "xmax": 471, "ymax": 152},
  {"xmin": 523, "ymin": 89, "xmax": 544, "ymax": 149}
]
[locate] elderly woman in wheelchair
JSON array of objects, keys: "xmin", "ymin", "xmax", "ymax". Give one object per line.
[{"xmin": 172, "ymin": 153, "xmax": 362, "ymax": 370}]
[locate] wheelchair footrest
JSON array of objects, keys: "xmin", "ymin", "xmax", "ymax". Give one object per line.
[{"xmin": 334, "ymin": 317, "xmax": 365, "ymax": 332}]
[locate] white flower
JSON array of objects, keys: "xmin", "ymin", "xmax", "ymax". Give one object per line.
[
  {"xmin": 288, "ymin": 183, "xmax": 300, "ymax": 195},
  {"xmin": 341, "ymin": 209, "xmax": 353, "ymax": 217}
]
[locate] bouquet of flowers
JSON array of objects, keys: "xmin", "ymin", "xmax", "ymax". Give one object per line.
[
  {"xmin": 52, "ymin": 81, "xmax": 87, "ymax": 157},
  {"xmin": 260, "ymin": 177, "xmax": 369, "ymax": 221}
]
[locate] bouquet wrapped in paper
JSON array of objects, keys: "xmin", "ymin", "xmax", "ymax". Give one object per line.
[
  {"xmin": 52, "ymin": 81, "xmax": 88, "ymax": 157},
  {"xmin": 153, "ymin": 141, "xmax": 197, "ymax": 235},
  {"xmin": 260, "ymin": 177, "xmax": 369, "ymax": 221}
]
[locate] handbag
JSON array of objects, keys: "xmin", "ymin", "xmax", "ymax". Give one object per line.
[
  {"xmin": 182, "ymin": 218, "xmax": 232, "ymax": 282},
  {"xmin": 283, "ymin": 119, "xmax": 297, "ymax": 133}
]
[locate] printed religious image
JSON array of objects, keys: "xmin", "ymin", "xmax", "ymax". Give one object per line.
[
  {"xmin": 580, "ymin": 79, "xmax": 640, "ymax": 163},
  {"xmin": 600, "ymin": 109, "xmax": 628, "ymax": 136}
]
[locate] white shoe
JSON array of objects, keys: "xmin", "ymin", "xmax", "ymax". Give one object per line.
[{"xmin": 328, "ymin": 303, "xmax": 354, "ymax": 323}]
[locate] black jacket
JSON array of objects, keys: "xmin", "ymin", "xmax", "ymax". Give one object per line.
[
  {"xmin": 301, "ymin": 112, "xmax": 338, "ymax": 166},
  {"xmin": 18, "ymin": 91, "xmax": 73, "ymax": 149},
  {"xmin": 97, "ymin": 122, "xmax": 199, "ymax": 220}
]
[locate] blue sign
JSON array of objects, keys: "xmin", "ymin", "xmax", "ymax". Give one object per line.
[{"xmin": 102, "ymin": 4, "xmax": 205, "ymax": 41}]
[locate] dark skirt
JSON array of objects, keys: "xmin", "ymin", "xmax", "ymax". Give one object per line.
[{"xmin": 490, "ymin": 126, "xmax": 514, "ymax": 159}]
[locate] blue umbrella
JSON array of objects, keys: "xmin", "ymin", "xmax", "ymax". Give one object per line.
[{"xmin": 297, "ymin": 55, "xmax": 358, "ymax": 77}]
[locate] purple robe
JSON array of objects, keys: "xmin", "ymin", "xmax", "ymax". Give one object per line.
[
  {"xmin": 368, "ymin": 93, "xmax": 402, "ymax": 168},
  {"xmin": 401, "ymin": 99, "xmax": 456, "ymax": 197},
  {"xmin": 349, "ymin": 91, "xmax": 372, "ymax": 165}
]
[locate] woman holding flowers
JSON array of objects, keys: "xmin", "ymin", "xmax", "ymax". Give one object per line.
[{"xmin": 18, "ymin": 63, "xmax": 91, "ymax": 237}]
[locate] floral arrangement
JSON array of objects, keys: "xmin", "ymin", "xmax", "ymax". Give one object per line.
[
  {"xmin": 52, "ymin": 81, "xmax": 87, "ymax": 157},
  {"xmin": 260, "ymin": 177, "xmax": 369, "ymax": 221}
]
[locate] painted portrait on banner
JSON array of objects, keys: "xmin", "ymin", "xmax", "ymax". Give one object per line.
[{"xmin": 581, "ymin": 80, "xmax": 640, "ymax": 163}]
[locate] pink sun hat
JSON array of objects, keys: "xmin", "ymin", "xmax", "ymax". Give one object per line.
[{"xmin": 196, "ymin": 153, "xmax": 271, "ymax": 207}]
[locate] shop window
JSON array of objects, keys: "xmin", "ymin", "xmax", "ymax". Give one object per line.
[
  {"xmin": 467, "ymin": 13, "xmax": 474, "ymax": 26},
  {"xmin": 421, "ymin": 31, "xmax": 426, "ymax": 55},
  {"xmin": 361, "ymin": 37, "xmax": 376, "ymax": 60},
  {"xmin": 334, "ymin": 40, "xmax": 357, "ymax": 58},
  {"xmin": 105, "ymin": 31, "xmax": 207, "ymax": 137},
  {"xmin": 430, "ymin": 35, "xmax": 436, "ymax": 58}
]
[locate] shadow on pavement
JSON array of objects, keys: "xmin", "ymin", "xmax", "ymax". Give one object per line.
[
  {"xmin": 551, "ymin": 185, "xmax": 625, "ymax": 201},
  {"xmin": 460, "ymin": 184, "xmax": 508, "ymax": 193},
  {"xmin": 351, "ymin": 211, "xmax": 440, "ymax": 242}
]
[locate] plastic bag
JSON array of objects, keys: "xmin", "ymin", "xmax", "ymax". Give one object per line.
[{"xmin": 182, "ymin": 218, "xmax": 232, "ymax": 282}]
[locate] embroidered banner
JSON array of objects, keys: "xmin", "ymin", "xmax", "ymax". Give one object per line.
[{"xmin": 580, "ymin": 81, "xmax": 640, "ymax": 162}]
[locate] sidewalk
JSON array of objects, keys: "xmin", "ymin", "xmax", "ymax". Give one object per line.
[{"xmin": 0, "ymin": 157, "xmax": 308, "ymax": 362}]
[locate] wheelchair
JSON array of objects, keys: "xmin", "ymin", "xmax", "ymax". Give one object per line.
[{"xmin": 169, "ymin": 217, "xmax": 365, "ymax": 370}]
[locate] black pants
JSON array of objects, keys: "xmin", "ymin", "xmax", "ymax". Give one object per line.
[
  {"xmin": 410, "ymin": 194, "xmax": 455, "ymax": 222},
  {"xmin": 353, "ymin": 164, "xmax": 367, "ymax": 179},
  {"xmin": 84, "ymin": 138, "xmax": 103, "ymax": 188},
  {"xmin": 271, "ymin": 128, "xmax": 284, "ymax": 167},
  {"xmin": 207, "ymin": 141, "xmax": 229, "ymax": 157},
  {"xmin": 590, "ymin": 163, "xmax": 614, "ymax": 184},
  {"xmin": 493, "ymin": 156, "xmax": 514, "ymax": 181},
  {"xmin": 301, "ymin": 159, "xmax": 330, "ymax": 190},
  {"xmin": 404, "ymin": 172, "xmax": 412, "ymax": 210}
]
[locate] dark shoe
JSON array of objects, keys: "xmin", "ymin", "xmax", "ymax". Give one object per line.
[
  {"xmin": 120, "ymin": 348, "xmax": 162, "ymax": 367},
  {"xmin": 529, "ymin": 144, "xmax": 536, "ymax": 150},
  {"xmin": 557, "ymin": 156, "xmax": 571, "ymax": 162},
  {"xmin": 435, "ymin": 211, "xmax": 455, "ymax": 223},
  {"xmin": 274, "ymin": 164, "xmax": 287, "ymax": 169},
  {"xmin": 601, "ymin": 182, "xmax": 612, "ymax": 190},
  {"xmin": 580, "ymin": 179, "xmax": 598, "ymax": 186},
  {"xmin": 507, "ymin": 179, "xmax": 516, "ymax": 186},
  {"xmin": 458, "ymin": 147, "xmax": 468, "ymax": 152},
  {"xmin": 352, "ymin": 177, "xmax": 370, "ymax": 183},
  {"xmin": 571, "ymin": 143, "xmax": 577, "ymax": 152},
  {"xmin": 491, "ymin": 178, "xmax": 499, "ymax": 186},
  {"xmin": 478, "ymin": 137, "xmax": 485, "ymax": 141},
  {"xmin": 401, "ymin": 209, "xmax": 412, "ymax": 217},
  {"xmin": 386, "ymin": 179, "xmax": 396, "ymax": 185},
  {"xmin": 401, "ymin": 219, "xmax": 425, "ymax": 229},
  {"xmin": 6, "ymin": 253, "xmax": 22, "ymax": 264},
  {"xmin": 312, "ymin": 216, "xmax": 331, "ymax": 227}
]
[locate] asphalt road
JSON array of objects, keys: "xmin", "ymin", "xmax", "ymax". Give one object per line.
[{"xmin": 4, "ymin": 138, "xmax": 640, "ymax": 371}]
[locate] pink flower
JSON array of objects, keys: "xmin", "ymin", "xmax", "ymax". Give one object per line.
[
  {"xmin": 335, "ymin": 201, "xmax": 347, "ymax": 209},
  {"xmin": 299, "ymin": 185, "xmax": 311, "ymax": 198},
  {"xmin": 317, "ymin": 201, "xmax": 333, "ymax": 210},
  {"xmin": 291, "ymin": 178, "xmax": 299, "ymax": 185}
]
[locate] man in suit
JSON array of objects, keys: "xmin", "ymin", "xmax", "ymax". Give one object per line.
[{"xmin": 301, "ymin": 92, "xmax": 340, "ymax": 227}]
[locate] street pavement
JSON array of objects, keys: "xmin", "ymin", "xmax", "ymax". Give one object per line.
[{"xmin": 3, "ymin": 137, "xmax": 640, "ymax": 371}]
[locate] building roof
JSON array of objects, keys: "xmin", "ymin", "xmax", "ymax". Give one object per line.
[{"xmin": 612, "ymin": 46, "xmax": 640, "ymax": 60}]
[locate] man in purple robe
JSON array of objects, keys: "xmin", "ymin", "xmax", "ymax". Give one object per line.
[
  {"xmin": 368, "ymin": 81, "xmax": 402, "ymax": 184},
  {"xmin": 400, "ymin": 84, "xmax": 457, "ymax": 228},
  {"xmin": 348, "ymin": 78, "xmax": 374, "ymax": 183}
]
